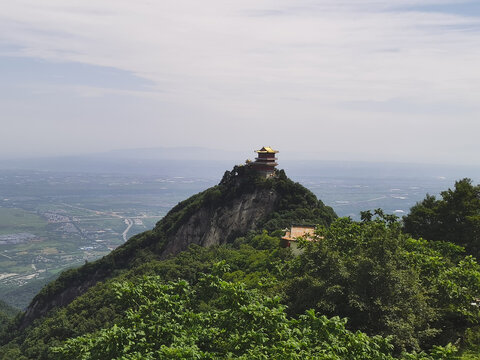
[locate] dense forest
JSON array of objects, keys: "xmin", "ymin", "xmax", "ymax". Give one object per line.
[
  {"xmin": 0, "ymin": 168, "xmax": 479, "ymax": 359},
  {"xmin": 0, "ymin": 300, "xmax": 17, "ymax": 334}
]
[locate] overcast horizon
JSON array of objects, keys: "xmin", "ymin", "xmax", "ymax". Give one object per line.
[{"xmin": 2, "ymin": 1, "xmax": 480, "ymax": 165}]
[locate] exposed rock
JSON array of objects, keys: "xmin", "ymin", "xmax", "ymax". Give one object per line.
[{"xmin": 161, "ymin": 187, "xmax": 278, "ymax": 258}]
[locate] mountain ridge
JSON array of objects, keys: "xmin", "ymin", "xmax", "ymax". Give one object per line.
[{"xmin": 20, "ymin": 165, "xmax": 336, "ymax": 328}]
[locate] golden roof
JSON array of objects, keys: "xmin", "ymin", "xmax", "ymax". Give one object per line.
[{"xmin": 255, "ymin": 146, "xmax": 279, "ymax": 154}]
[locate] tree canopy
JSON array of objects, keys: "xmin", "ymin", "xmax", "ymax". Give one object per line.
[
  {"xmin": 3, "ymin": 217, "xmax": 479, "ymax": 359},
  {"xmin": 52, "ymin": 270, "xmax": 455, "ymax": 360},
  {"xmin": 403, "ymin": 178, "xmax": 480, "ymax": 258}
]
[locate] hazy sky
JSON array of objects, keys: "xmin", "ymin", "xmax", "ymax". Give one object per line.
[{"xmin": 1, "ymin": 0, "xmax": 480, "ymax": 164}]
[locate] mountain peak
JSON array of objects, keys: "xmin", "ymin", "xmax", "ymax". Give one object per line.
[{"xmin": 20, "ymin": 166, "xmax": 335, "ymax": 327}]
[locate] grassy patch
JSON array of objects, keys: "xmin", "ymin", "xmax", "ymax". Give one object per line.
[
  {"xmin": 41, "ymin": 248, "xmax": 58, "ymax": 255},
  {"xmin": 0, "ymin": 208, "xmax": 47, "ymax": 235}
]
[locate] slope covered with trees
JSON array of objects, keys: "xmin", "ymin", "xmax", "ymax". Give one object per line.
[
  {"xmin": 20, "ymin": 166, "xmax": 336, "ymax": 327},
  {"xmin": 1, "ymin": 171, "xmax": 479, "ymax": 359},
  {"xmin": 0, "ymin": 299, "xmax": 18, "ymax": 334},
  {"xmin": 52, "ymin": 270, "xmax": 455, "ymax": 360},
  {"xmin": 1, "ymin": 217, "xmax": 479, "ymax": 359}
]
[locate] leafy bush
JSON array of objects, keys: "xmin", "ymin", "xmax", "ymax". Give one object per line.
[
  {"xmin": 283, "ymin": 217, "xmax": 480, "ymax": 352},
  {"xmin": 53, "ymin": 272, "xmax": 452, "ymax": 360},
  {"xmin": 403, "ymin": 178, "xmax": 480, "ymax": 258}
]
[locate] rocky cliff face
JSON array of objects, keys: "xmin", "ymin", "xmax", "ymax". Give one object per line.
[{"xmin": 161, "ymin": 187, "xmax": 278, "ymax": 258}]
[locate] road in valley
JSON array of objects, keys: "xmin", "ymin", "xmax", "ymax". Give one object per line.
[
  {"xmin": 122, "ymin": 218, "xmax": 133, "ymax": 242},
  {"xmin": 62, "ymin": 203, "xmax": 134, "ymax": 242}
]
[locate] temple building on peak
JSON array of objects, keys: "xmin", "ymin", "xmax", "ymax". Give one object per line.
[{"xmin": 252, "ymin": 146, "xmax": 279, "ymax": 177}]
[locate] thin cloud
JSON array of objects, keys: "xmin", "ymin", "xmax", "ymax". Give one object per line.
[{"xmin": 0, "ymin": 0, "xmax": 479, "ymax": 163}]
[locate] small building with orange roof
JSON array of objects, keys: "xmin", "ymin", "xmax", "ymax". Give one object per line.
[{"xmin": 282, "ymin": 224, "xmax": 317, "ymax": 254}]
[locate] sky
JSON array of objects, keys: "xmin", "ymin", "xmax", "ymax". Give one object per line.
[{"xmin": 1, "ymin": 0, "xmax": 480, "ymax": 165}]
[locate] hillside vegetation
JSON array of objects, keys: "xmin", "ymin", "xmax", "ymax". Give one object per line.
[
  {"xmin": 0, "ymin": 299, "xmax": 18, "ymax": 334},
  {"xmin": 404, "ymin": 178, "xmax": 480, "ymax": 258},
  {"xmin": 0, "ymin": 169, "xmax": 479, "ymax": 359}
]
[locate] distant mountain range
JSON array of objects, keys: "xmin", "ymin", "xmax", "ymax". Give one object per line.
[
  {"xmin": 0, "ymin": 147, "xmax": 236, "ymax": 178},
  {"xmin": 1, "ymin": 146, "xmax": 480, "ymax": 180}
]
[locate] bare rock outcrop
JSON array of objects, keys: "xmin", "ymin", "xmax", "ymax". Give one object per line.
[{"xmin": 161, "ymin": 187, "xmax": 278, "ymax": 258}]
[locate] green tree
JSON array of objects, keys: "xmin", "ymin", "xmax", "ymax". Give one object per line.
[
  {"xmin": 53, "ymin": 271, "xmax": 453, "ymax": 360},
  {"xmin": 284, "ymin": 217, "xmax": 480, "ymax": 352},
  {"xmin": 404, "ymin": 178, "xmax": 480, "ymax": 257}
]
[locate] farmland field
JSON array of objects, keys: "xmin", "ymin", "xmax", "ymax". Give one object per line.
[{"xmin": 0, "ymin": 208, "xmax": 47, "ymax": 235}]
